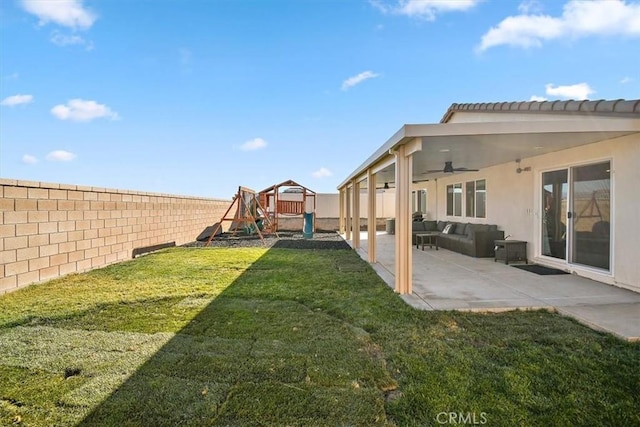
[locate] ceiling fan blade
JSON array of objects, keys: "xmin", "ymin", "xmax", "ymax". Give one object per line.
[
  {"xmin": 376, "ymin": 182, "xmax": 395, "ymax": 189},
  {"xmin": 424, "ymin": 162, "xmax": 479, "ymax": 174}
]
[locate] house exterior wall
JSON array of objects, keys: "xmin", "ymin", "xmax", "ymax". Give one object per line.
[
  {"xmin": 0, "ymin": 179, "xmax": 231, "ymax": 294},
  {"xmin": 424, "ymin": 134, "xmax": 639, "ymax": 292}
]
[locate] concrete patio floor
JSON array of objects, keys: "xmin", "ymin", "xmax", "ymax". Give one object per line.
[{"xmin": 350, "ymin": 232, "xmax": 640, "ymax": 342}]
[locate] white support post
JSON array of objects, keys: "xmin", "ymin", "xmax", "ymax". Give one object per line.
[
  {"xmin": 352, "ymin": 179, "xmax": 361, "ymax": 249},
  {"xmin": 367, "ymin": 169, "xmax": 377, "ymax": 263},
  {"xmin": 394, "ymin": 138, "xmax": 421, "ymax": 294},
  {"xmin": 345, "ymin": 186, "xmax": 352, "ymax": 241},
  {"xmin": 339, "ymin": 188, "xmax": 345, "ymax": 234}
]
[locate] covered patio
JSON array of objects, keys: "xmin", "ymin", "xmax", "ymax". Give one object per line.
[
  {"xmin": 338, "ymin": 100, "xmax": 640, "ymax": 296},
  {"xmin": 351, "ymin": 232, "xmax": 640, "ymax": 341}
]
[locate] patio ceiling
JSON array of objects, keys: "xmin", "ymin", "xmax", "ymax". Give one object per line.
[{"xmin": 340, "ymin": 119, "xmax": 640, "ymax": 189}]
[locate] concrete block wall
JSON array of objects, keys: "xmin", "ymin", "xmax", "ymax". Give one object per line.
[
  {"xmin": 276, "ymin": 216, "xmax": 387, "ymax": 232},
  {"xmin": 0, "ymin": 179, "xmax": 231, "ymax": 294}
]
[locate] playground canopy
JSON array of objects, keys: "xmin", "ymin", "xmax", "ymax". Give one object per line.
[{"xmin": 259, "ymin": 179, "xmax": 316, "ymax": 232}]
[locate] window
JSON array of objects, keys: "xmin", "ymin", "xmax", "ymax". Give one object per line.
[
  {"xmin": 465, "ymin": 179, "xmax": 486, "ymax": 218},
  {"xmin": 412, "ymin": 189, "xmax": 427, "ymax": 213},
  {"xmin": 465, "ymin": 181, "xmax": 475, "ymax": 217},
  {"xmin": 446, "ymin": 183, "xmax": 462, "ymax": 217},
  {"xmin": 476, "ymin": 179, "xmax": 486, "ymax": 218}
]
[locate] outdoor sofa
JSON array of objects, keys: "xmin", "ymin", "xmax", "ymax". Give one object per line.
[{"xmin": 411, "ymin": 220, "xmax": 504, "ymax": 258}]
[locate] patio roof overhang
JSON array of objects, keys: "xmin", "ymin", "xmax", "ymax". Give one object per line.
[{"xmin": 337, "ymin": 118, "xmax": 640, "ymax": 190}]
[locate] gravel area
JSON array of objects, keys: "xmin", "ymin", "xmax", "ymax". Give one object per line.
[{"xmin": 182, "ymin": 231, "xmax": 351, "ymax": 250}]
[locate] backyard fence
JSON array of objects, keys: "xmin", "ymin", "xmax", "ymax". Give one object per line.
[{"xmin": 0, "ymin": 179, "xmax": 231, "ymax": 294}]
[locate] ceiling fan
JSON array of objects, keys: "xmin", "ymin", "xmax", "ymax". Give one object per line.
[
  {"xmin": 372, "ymin": 182, "xmax": 394, "ymax": 190},
  {"xmin": 426, "ymin": 161, "xmax": 479, "ymax": 174}
]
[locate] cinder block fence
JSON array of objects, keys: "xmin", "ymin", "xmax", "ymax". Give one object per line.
[{"xmin": 0, "ymin": 179, "xmax": 231, "ymax": 294}]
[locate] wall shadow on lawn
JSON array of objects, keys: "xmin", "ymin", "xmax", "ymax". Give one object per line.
[{"xmin": 76, "ymin": 240, "xmax": 394, "ymax": 426}]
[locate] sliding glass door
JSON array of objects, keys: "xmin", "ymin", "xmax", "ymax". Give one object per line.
[
  {"xmin": 571, "ymin": 162, "xmax": 611, "ymax": 270},
  {"xmin": 541, "ymin": 161, "xmax": 611, "ymax": 271},
  {"xmin": 542, "ymin": 169, "xmax": 568, "ymax": 260}
]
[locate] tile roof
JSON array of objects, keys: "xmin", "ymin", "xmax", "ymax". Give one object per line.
[{"xmin": 441, "ymin": 99, "xmax": 640, "ymax": 123}]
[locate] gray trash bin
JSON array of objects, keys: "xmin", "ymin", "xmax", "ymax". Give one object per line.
[{"xmin": 386, "ymin": 218, "xmax": 395, "ymax": 235}]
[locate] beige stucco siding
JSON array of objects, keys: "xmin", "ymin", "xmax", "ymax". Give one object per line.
[{"xmin": 421, "ymin": 134, "xmax": 639, "ymax": 292}]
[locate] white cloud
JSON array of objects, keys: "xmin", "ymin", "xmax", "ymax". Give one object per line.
[
  {"xmin": 371, "ymin": 0, "xmax": 481, "ymax": 20},
  {"xmin": 478, "ymin": 0, "xmax": 640, "ymax": 52},
  {"xmin": 620, "ymin": 76, "xmax": 634, "ymax": 84},
  {"xmin": 238, "ymin": 138, "xmax": 267, "ymax": 151},
  {"xmin": 46, "ymin": 150, "xmax": 77, "ymax": 162},
  {"xmin": 478, "ymin": 14, "xmax": 564, "ymax": 51},
  {"xmin": 20, "ymin": 0, "xmax": 96, "ymax": 29},
  {"xmin": 529, "ymin": 95, "xmax": 548, "ymax": 102},
  {"xmin": 1, "ymin": 94, "xmax": 34, "ymax": 107},
  {"xmin": 399, "ymin": 0, "xmax": 479, "ymax": 19},
  {"xmin": 518, "ymin": 0, "xmax": 544, "ymax": 14},
  {"xmin": 312, "ymin": 167, "xmax": 333, "ymax": 178},
  {"xmin": 545, "ymin": 83, "xmax": 595, "ymax": 100},
  {"xmin": 51, "ymin": 99, "xmax": 119, "ymax": 122},
  {"xmin": 341, "ymin": 71, "xmax": 380, "ymax": 91},
  {"xmin": 22, "ymin": 154, "xmax": 38, "ymax": 165},
  {"xmin": 50, "ymin": 31, "xmax": 94, "ymax": 50}
]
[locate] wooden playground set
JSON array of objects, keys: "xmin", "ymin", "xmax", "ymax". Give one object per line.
[{"xmin": 202, "ymin": 179, "xmax": 316, "ymax": 246}]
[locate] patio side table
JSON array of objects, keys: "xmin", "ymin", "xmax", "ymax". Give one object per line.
[
  {"xmin": 416, "ymin": 233, "xmax": 439, "ymax": 251},
  {"xmin": 494, "ymin": 240, "xmax": 527, "ymax": 265}
]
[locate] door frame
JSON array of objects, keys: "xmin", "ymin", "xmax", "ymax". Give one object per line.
[{"xmin": 534, "ymin": 157, "xmax": 615, "ymax": 280}]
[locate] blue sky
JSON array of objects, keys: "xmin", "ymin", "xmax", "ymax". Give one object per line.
[{"xmin": 1, "ymin": 0, "xmax": 639, "ymax": 199}]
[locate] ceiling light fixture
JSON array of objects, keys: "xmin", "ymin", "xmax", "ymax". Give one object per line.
[{"xmin": 516, "ymin": 159, "xmax": 531, "ymax": 174}]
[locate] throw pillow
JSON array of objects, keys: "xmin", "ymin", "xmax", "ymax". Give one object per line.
[
  {"xmin": 442, "ymin": 223, "xmax": 454, "ymax": 234},
  {"xmin": 424, "ymin": 220, "xmax": 438, "ymax": 231}
]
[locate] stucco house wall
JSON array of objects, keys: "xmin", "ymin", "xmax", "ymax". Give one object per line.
[{"xmin": 423, "ymin": 134, "xmax": 638, "ymax": 292}]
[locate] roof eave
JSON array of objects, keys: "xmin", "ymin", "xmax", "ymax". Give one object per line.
[
  {"xmin": 337, "ymin": 125, "xmax": 414, "ymax": 189},
  {"xmin": 337, "ymin": 117, "xmax": 640, "ymax": 190}
]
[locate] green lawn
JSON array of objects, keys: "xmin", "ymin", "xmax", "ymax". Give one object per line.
[{"xmin": 0, "ymin": 247, "xmax": 638, "ymax": 426}]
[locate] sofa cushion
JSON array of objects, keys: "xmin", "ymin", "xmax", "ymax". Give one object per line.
[
  {"xmin": 454, "ymin": 223, "xmax": 467, "ymax": 236},
  {"xmin": 412, "ymin": 221, "xmax": 426, "ymax": 232},
  {"xmin": 437, "ymin": 221, "xmax": 448, "ymax": 232},
  {"xmin": 466, "ymin": 224, "xmax": 489, "ymax": 238},
  {"xmin": 423, "ymin": 220, "xmax": 438, "ymax": 231}
]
